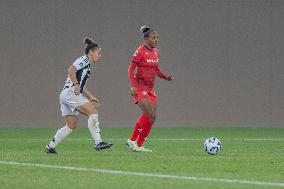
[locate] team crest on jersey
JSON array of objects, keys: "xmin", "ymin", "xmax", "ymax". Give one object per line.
[
  {"xmin": 79, "ymin": 62, "xmax": 84, "ymax": 67},
  {"xmin": 142, "ymin": 91, "xmax": 148, "ymax": 96}
]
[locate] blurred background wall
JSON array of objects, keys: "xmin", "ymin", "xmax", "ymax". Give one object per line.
[{"xmin": 0, "ymin": 0, "xmax": 283, "ymax": 128}]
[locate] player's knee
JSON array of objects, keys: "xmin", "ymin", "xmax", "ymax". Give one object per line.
[
  {"xmin": 67, "ymin": 124, "xmax": 77, "ymax": 130},
  {"xmin": 144, "ymin": 111, "xmax": 152, "ymax": 118},
  {"xmin": 151, "ymin": 115, "xmax": 156, "ymax": 124},
  {"xmin": 145, "ymin": 112, "xmax": 155, "ymax": 124},
  {"xmin": 90, "ymin": 105, "xmax": 98, "ymax": 115},
  {"xmin": 85, "ymin": 104, "xmax": 98, "ymax": 116},
  {"xmin": 150, "ymin": 114, "xmax": 156, "ymax": 124}
]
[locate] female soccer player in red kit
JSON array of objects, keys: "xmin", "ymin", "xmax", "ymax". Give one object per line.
[{"xmin": 126, "ymin": 26, "xmax": 174, "ymax": 152}]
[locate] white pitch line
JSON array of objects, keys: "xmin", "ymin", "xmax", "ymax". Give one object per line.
[
  {"xmin": 153, "ymin": 138, "xmax": 284, "ymax": 141},
  {"xmin": 0, "ymin": 138, "xmax": 284, "ymax": 141},
  {"xmin": 0, "ymin": 161, "xmax": 283, "ymax": 187}
]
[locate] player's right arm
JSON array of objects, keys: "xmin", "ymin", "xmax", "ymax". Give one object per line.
[
  {"xmin": 68, "ymin": 57, "xmax": 89, "ymax": 95},
  {"xmin": 128, "ymin": 63, "xmax": 138, "ymax": 96},
  {"xmin": 128, "ymin": 49, "xmax": 142, "ymax": 96},
  {"xmin": 68, "ymin": 65, "xmax": 80, "ymax": 95}
]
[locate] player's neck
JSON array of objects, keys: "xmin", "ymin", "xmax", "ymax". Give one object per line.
[{"xmin": 144, "ymin": 43, "xmax": 153, "ymax": 51}]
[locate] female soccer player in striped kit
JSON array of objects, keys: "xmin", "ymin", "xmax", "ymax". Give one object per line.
[
  {"xmin": 45, "ymin": 37, "xmax": 113, "ymax": 154},
  {"xmin": 126, "ymin": 26, "xmax": 174, "ymax": 152}
]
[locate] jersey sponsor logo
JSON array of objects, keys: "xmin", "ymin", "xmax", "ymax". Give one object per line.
[{"xmin": 146, "ymin": 59, "xmax": 159, "ymax": 63}]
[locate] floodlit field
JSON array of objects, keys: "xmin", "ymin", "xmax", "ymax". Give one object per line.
[{"xmin": 0, "ymin": 128, "xmax": 283, "ymax": 189}]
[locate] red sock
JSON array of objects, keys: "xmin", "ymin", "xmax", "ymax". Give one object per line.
[
  {"xmin": 129, "ymin": 116, "xmax": 143, "ymax": 141},
  {"xmin": 136, "ymin": 115, "xmax": 152, "ymax": 147}
]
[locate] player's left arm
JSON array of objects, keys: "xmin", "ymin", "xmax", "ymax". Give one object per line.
[
  {"xmin": 83, "ymin": 88, "xmax": 100, "ymax": 103},
  {"xmin": 156, "ymin": 66, "xmax": 174, "ymax": 81}
]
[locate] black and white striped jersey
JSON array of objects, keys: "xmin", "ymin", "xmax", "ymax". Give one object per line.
[{"xmin": 64, "ymin": 55, "xmax": 91, "ymax": 93}]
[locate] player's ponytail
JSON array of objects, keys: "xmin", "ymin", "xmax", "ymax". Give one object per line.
[
  {"xmin": 84, "ymin": 37, "xmax": 94, "ymax": 45},
  {"xmin": 140, "ymin": 25, "xmax": 153, "ymax": 38},
  {"xmin": 84, "ymin": 37, "xmax": 98, "ymax": 55}
]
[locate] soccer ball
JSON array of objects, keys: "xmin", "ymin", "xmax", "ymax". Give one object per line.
[{"xmin": 204, "ymin": 137, "xmax": 221, "ymax": 155}]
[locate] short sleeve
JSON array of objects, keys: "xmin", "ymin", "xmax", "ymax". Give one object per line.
[
  {"xmin": 73, "ymin": 56, "xmax": 89, "ymax": 70},
  {"xmin": 130, "ymin": 49, "xmax": 143, "ymax": 64}
]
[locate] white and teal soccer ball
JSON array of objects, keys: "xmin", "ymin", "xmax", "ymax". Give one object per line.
[{"xmin": 204, "ymin": 137, "xmax": 222, "ymax": 155}]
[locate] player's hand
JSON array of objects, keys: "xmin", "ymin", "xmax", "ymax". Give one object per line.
[
  {"xmin": 90, "ymin": 97, "xmax": 100, "ymax": 103},
  {"xmin": 167, "ymin": 74, "xmax": 174, "ymax": 81},
  {"xmin": 130, "ymin": 87, "xmax": 137, "ymax": 96},
  {"xmin": 74, "ymin": 84, "xmax": 81, "ymax": 95},
  {"xmin": 90, "ymin": 97, "xmax": 101, "ymax": 108}
]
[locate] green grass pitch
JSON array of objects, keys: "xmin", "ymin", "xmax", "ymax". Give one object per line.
[{"xmin": 0, "ymin": 127, "xmax": 283, "ymax": 189}]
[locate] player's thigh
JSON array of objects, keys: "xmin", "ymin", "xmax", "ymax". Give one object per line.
[
  {"xmin": 75, "ymin": 102, "xmax": 98, "ymax": 116},
  {"xmin": 64, "ymin": 115, "xmax": 78, "ymax": 129},
  {"xmin": 137, "ymin": 99, "xmax": 154, "ymax": 117}
]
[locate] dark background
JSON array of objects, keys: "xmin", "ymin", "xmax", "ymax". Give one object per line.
[{"xmin": 0, "ymin": 0, "xmax": 283, "ymax": 128}]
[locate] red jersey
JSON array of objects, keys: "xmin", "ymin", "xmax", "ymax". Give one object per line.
[{"xmin": 128, "ymin": 45, "xmax": 168, "ymax": 91}]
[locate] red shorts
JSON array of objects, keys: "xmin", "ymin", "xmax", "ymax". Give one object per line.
[{"xmin": 133, "ymin": 90, "xmax": 158, "ymax": 104}]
